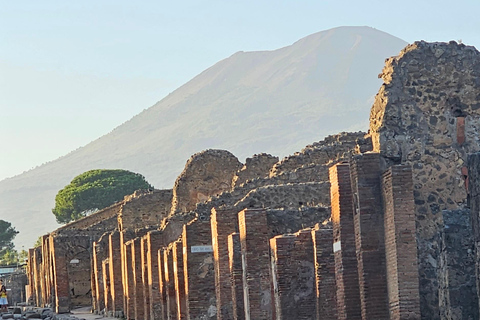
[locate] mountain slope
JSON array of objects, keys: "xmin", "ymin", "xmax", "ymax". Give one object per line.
[{"xmin": 0, "ymin": 26, "xmax": 407, "ymax": 248}]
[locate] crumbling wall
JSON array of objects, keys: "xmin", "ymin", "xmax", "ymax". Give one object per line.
[
  {"xmin": 269, "ymin": 132, "xmax": 370, "ymax": 177},
  {"xmin": 234, "ymin": 182, "xmax": 330, "ymax": 210},
  {"xmin": 170, "ymin": 149, "xmax": 242, "ymax": 215},
  {"xmin": 232, "ymin": 153, "xmax": 278, "ymax": 188},
  {"xmin": 369, "ymin": 40, "xmax": 480, "ymax": 319},
  {"xmin": 119, "ymin": 189, "xmax": 172, "ymax": 231}
]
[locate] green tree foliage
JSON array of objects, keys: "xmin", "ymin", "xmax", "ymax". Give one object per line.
[
  {"xmin": 0, "ymin": 249, "xmax": 27, "ymax": 266},
  {"xmin": 52, "ymin": 169, "xmax": 153, "ymax": 224},
  {"xmin": 0, "ymin": 220, "xmax": 18, "ymax": 256}
]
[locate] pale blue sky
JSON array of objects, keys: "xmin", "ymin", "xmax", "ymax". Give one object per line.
[{"xmin": 1, "ymin": 0, "xmax": 479, "ymax": 181}]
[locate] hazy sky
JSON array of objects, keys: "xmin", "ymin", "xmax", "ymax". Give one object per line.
[{"xmin": 1, "ymin": 0, "xmax": 479, "ymax": 181}]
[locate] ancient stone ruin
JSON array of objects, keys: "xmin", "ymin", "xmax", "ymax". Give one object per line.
[{"xmin": 26, "ymin": 41, "xmax": 480, "ymax": 320}]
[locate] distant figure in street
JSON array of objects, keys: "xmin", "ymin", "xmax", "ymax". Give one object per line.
[{"xmin": 0, "ymin": 280, "xmax": 7, "ymax": 312}]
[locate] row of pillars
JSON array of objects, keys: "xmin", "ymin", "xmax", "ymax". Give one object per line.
[{"xmin": 90, "ymin": 153, "xmax": 421, "ymax": 320}]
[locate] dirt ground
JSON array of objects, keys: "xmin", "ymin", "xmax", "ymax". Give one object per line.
[{"xmin": 69, "ymin": 306, "xmax": 117, "ymax": 320}]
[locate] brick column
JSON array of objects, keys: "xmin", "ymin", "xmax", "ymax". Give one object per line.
[
  {"xmin": 132, "ymin": 238, "xmax": 145, "ymax": 320},
  {"xmin": 109, "ymin": 230, "xmax": 124, "ymax": 317},
  {"xmin": 146, "ymin": 230, "xmax": 165, "ymax": 320},
  {"xmin": 32, "ymin": 247, "xmax": 42, "ymax": 307},
  {"xmin": 270, "ymin": 229, "xmax": 316, "ymax": 319},
  {"xmin": 141, "ymin": 236, "xmax": 151, "ymax": 320},
  {"xmin": 312, "ymin": 224, "xmax": 337, "ymax": 320},
  {"xmin": 182, "ymin": 220, "xmax": 216, "ymax": 320},
  {"xmin": 51, "ymin": 237, "xmax": 70, "ymax": 313},
  {"xmin": 92, "ymin": 241, "xmax": 105, "ymax": 313},
  {"xmin": 238, "ymin": 208, "xmax": 272, "ymax": 320},
  {"xmin": 211, "ymin": 207, "xmax": 237, "ymax": 319},
  {"xmin": 102, "ymin": 259, "xmax": 112, "ymax": 314},
  {"xmin": 158, "ymin": 248, "xmax": 167, "ymax": 320},
  {"xmin": 350, "ymin": 153, "xmax": 389, "ymax": 319},
  {"xmin": 228, "ymin": 233, "xmax": 245, "ymax": 320},
  {"xmin": 121, "ymin": 229, "xmax": 135, "ymax": 316},
  {"xmin": 173, "ymin": 240, "xmax": 187, "ymax": 319},
  {"xmin": 329, "ymin": 163, "xmax": 361, "ymax": 320},
  {"xmin": 124, "ymin": 241, "xmax": 135, "ymax": 320},
  {"xmin": 164, "ymin": 246, "xmax": 178, "ymax": 320},
  {"xmin": 382, "ymin": 165, "xmax": 421, "ymax": 319}
]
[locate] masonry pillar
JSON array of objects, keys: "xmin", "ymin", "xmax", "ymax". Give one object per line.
[
  {"xmin": 93, "ymin": 241, "xmax": 105, "ymax": 313},
  {"xmin": 124, "ymin": 241, "xmax": 135, "ymax": 320},
  {"xmin": 182, "ymin": 219, "xmax": 216, "ymax": 320},
  {"xmin": 32, "ymin": 247, "xmax": 42, "ymax": 307},
  {"xmin": 270, "ymin": 229, "xmax": 316, "ymax": 319},
  {"xmin": 141, "ymin": 236, "xmax": 151, "ymax": 320},
  {"xmin": 102, "ymin": 259, "xmax": 112, "ymax": 314},
  {"xmin": 132, "ymin": 238, "xmax": 144, "ymax": 320},
  {"xmin": 312, "ymin": 224, "xmax": 337, "ymax": 320},
  {"xmin": 121, "ymin": 229, "xmax": 135, "ymax": 316},
  {"xmin": 211, "ymin": 207, "xmax": 237, "ymax": 319},
  {"xmin": 164, "ymin": 246, "xmax": 178, "ymax": 320},
  {"xmin": 158, "ymin": 248, "xmax": 167, "ymax": 320},
  {"xmin": 109, "ymin": 230, "xmax": 124, "ymax": 317},
  {"xmin": 146, "ymin": 230, "xmax": 165, "ymax": 320},
  {"xmin": 51, "ymin": 237, "xmax": 70, "ymax": 313},
  {"xmin": 350, "ymin": 153, "xmax": 389, "ymax": 319},
  {"xmin": 382, "ymin": 165, "xmax": 421, "ymax": 319},
  {"xmin": 329, "ymin": 163, "xmax": 361, "ymax": 320},
  {"xmin": 173, "ymin": 240, "xmax": 187, "ymax": 319},
  {"xmin": 238, "ymin": 208, "xmax": 272, "ymax": 320},
  {"xmin": 228, "ymin": 232, "xmax": 245, "ymax": 320}
]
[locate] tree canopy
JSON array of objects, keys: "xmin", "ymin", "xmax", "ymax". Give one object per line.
[
  {"xmin": 52, "ymin": 169, "xmax": 153, "ymax": 224},
  {"xmin": 0, "ymin": 220, "xmax": 18, "ymax": 257}
]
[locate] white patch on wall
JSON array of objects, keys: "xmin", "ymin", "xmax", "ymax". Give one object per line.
[
  {"xmin": 191, "ymin": 245, "xmax": 213, "ymax": 253},
  {"xmin": 333, "ymin": 241, "xmax": 341, "ymax": 253}
]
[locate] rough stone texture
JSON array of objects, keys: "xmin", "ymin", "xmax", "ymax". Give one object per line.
[
  {"xmin": 265, "ymin": 207, "xmax": 330, "ymax": 236},
  {"xmin": 438, "ymin": 209, "xmax": 478, "ymax": 320},
  {"xmin": 470, "ymin": 153, "xmax": 480, "ymax": 316},
  {"xmin": 234, "ymin": 182, "xmax": 330, "ymax": 210},
  {"xmin": 369, "ymin": 41, "xmax": 480, "ymax": 319},
  {"xmin": 350, "ymin": 153, "xmax": 389, "ymax": 319},
  {"xmin": 312, "ymin": 223, "xmax": 337, "ymax": 320},
  {"xmin": 171, "ymin": 149, "xmax": 242, "ymax": 215},
  {"xmin": 382, "ymin": 165, "xmax": 421, "ymax": 320},
  {"xmin": 232, "ymin": 153, "xmax": 279, "ymax": 188},
  {"xmin": 118, "ymin": 189, "xmax": 173, "ymax": 231},
  {"xmin": 329, "ymin": 163, "xmax": 362, "ymax": 320},
  {"xmin": 270, "ymin": 132, "xmax": 370, "ymax": 177},
  {"xmin": 270, "ymin": 229, "xmax": 316, "ymax": 320},
  {"xmin": 238, "ymin": 209, "xmax": 272, "ymax": 320},
  {"xmin": 228, "ymin": 233, "xmax": 245, "ymax": 320}
]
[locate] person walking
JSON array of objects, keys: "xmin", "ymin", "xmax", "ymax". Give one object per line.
[{"xmin": 0, "ymin": 280, "xmax": 7, "ymax": 313}]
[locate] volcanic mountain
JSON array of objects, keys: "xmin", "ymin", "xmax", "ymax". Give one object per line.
[{"xmin": 0, "ymin": 26, "xmax": 407, "ymax": 248}]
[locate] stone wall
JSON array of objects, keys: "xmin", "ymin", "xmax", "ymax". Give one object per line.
[
  {"xmin": 369, "ymin": 40, "xmax": 480, "ymax": 319},
  {"xmin": 119, "ymin": 189, "xmax": 172, "ymax": 231},
  {"xmin": 232, "ymin": 153, "xmax": 278, "ymax": 188},
  {"xmin": 170, "ymin": 149, "xmax": 242, "ymax": 215}
]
